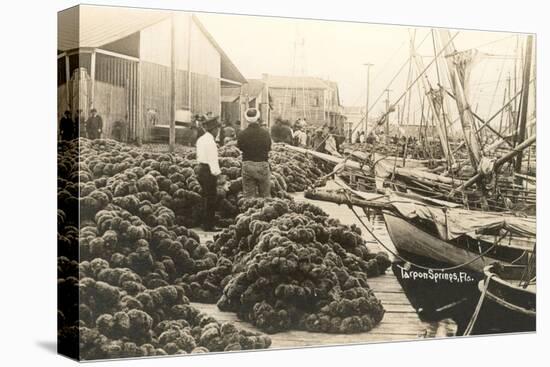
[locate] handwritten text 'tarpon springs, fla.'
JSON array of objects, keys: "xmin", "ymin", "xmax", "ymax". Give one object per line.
[{"xmin": 397, "ymin": 264, "xmax": 476, "ymax": 284}]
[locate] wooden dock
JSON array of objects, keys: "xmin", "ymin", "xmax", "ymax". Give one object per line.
[
  {"xmin": 191, "ymin": 185, "xmax": 443, "ymax": 348},
  {"xmin": 191, "ymin": 273, "xmax": 428, "ymax": 348}
]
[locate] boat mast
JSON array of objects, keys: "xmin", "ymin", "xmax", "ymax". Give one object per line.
[
  {"xmin": 514, "ymin": 34, "xmax": 534, "ymax": 173},
  {"xmin": 437, "ymin": 29, "xmax": 483, "ymax": 169},
  {"xmin": 410, "ymin": 32, "xmax": 454, "ymax": 166}
]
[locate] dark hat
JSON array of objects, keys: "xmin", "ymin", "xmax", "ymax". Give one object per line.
[
  {"xmin": 202, "ymin": 116, "xmax": 220, "ymax": 131},
  {"xmin": 91, "ymin": 108, "xmax": 97, "ymax": 113}
]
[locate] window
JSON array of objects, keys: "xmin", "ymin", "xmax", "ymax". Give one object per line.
[
  {"xmin": 291, "ymin": 94, "xmax": 296, "ymax": 107},
  {"xmin": 312, "ymin": 96, "xmax": 320, "ymax": 107}
]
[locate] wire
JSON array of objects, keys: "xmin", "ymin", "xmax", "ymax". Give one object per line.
[
  {"xmin": 465, "ymin": 34, "xmax": 516, "ymax": 52},
  {"xmin": 312, "ymin": 30, "xmax": 438, "ymax": 155}
]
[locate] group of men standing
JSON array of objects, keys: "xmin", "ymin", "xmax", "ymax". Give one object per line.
[
  {"xmin": 196, "ymin": 108, "xmax": 272, "ymax": 231},
  {"xmin": 58, "ymin": 109, "xmax": 103, "ymax": 141}
]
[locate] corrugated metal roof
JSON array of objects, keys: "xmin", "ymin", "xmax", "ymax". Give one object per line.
[
  {"xmin": 58, "ymin": 5, "xmax": 170, "ymax": 51},
  {"xmin": 58, "ymin": 5, "xmax": 247, "ymax": 84}
]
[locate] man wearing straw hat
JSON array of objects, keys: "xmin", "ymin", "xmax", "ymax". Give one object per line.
[
  {"xmin": 237, "ymin": 108, "xmax": 272, "ymax": 198},
  {"xmin": 196, "ymin": 115, "xmax": 222, "ymax": 231}
]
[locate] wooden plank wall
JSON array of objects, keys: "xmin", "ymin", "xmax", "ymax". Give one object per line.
[
  {"xmin": 140, "ymin": 61, "xmax": 190, "ymax": 142},
  {"xmin": 140, "ymin": 61, "xmax": 220, "ymax": 142},
  {"xmin": 57, "ymin": 84, "xmax": 69, "ymax": 121},
  {"xmin": 95, "ymin": 53, "xmax": 139, "ymax": 141},
  {"xmin": 138, "ymin": 14, "xmax": 223, "ymax": 142},
  {"xmin": 191, "ymin": 72, "xmax": 221, "ymax": 117},
  {"xmin": 93, "ymin": 81, "xmax": 126, "ymax": 139}
]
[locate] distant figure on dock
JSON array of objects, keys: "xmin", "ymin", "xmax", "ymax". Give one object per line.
[
  {"xmin": 185, "ymin": 114, "xmax": 203, "ymax": 146},
  {"xmin": 196, "ymin": 116, "xmax": 222, "ymax": 231},
  {"xmin": 366, "ymin": 131, "xmax": 376, "ymax": 144},
  {"xmin": 112, "ymin": 119, "xmax": 128, "ymax": 142},
  {"xmin": 59, "ymin": 110, "xmax": 75, "ymax": 141},
  {"xmin": 312, "ymin": 128, "xmax": 327, "ymax": 153},
  {"xmin": 271, "ymin": 118, "xmax": 293, "ymax": 144},
  {"xmin": 221, "ymin": 120, "xmax": 237, "ymax": 145},
  {"xmin": 358, "ymin": 131, "xmax": 365, "ymax": 144},
  {"xmin": 86, "ymin": 108, "xmax": 103, "ymax": 140},
  {"xmin": 324, "ymin": 125, "xmax": 342, "ymax": 157},
  {"xmin": 234, "ymin": 120, "xmax": 241, "ymax": 136},
  {"xmin": 237, "ymin": 108, "xmax": 272, "ymax": 198},
  {"xmin": 293, "ymin": 123, "xmax": 308, "ymax": 147}
]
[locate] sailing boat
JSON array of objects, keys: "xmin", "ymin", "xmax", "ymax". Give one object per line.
[
  {"xmin": 342, "ymin": 31, "xmax": 536, "ymax": 213},
  {"xmin": 299, "ymin": 30, "xmax": 536, "ymax": 334}
]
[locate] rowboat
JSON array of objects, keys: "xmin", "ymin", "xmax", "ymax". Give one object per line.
[{"xmin": 467, "ymin": 263, "xmax": 536, "ymax": 334}]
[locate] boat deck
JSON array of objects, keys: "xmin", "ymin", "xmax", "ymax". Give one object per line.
[{"xmin": 192, "ymin": 187, "xmax": 446, "ymax": 348}]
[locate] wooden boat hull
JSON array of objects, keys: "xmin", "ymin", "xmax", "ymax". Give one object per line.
[
  {"xmin": 383, "ymin": 213, "xmax": 537, "ymax": 334},
  {"xmin": 471, "ymin": 264, "xmax": 536, "ymax": 334},
  {"xmin": 383, "ymin": 212, "xmax": 509, "ymax": 274}
]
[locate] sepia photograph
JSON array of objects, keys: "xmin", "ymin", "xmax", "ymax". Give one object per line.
[{"xmin": 56, "ymin": 3, "xmax": 536, "ymax": 361}]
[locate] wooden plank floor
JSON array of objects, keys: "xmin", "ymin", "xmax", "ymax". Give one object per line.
[
  {"xmin": 191, "ymin": 270, "xmax": 430, "ymax": 348},
  {"xmin": 191, "ymin": 186, "xmax": 438, "ymax": 347}
]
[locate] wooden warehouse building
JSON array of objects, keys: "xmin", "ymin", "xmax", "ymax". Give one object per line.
[
  {"xmin": 57, "ymin": 5, "xmax": 246, "ymax": 143},
  {"xmin": 260, "ymin": 74, "xmax": 345, "ymax": 128}
]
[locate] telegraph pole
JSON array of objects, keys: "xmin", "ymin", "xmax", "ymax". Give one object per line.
[
  {"xmin": 169, "ymin": 14, "xmax": 176, "ymax": 152},
  {"xmin": 384, "ymin": 88, "xmax": 392, "ymax": 136},
  {"xmin": 363, "ymin": 63, "xmax": 373, "ymax": 137}
]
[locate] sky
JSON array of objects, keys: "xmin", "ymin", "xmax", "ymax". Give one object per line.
[{"xmin": 196, "ymin": 11, "xmax": 532, "ymax": 125}]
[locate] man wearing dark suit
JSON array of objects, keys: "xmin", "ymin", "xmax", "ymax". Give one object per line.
[
  {"xmin": 86, "ymin": 108, "xmax": 103, "ymax": 139},
  {"xmin": 59, "ymin": 110, "xmax": 76, "ymax": 141}
]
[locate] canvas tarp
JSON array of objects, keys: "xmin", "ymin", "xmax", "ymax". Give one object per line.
[
  {"xmin": 374, "ymin": 159, "xmax": 464, "ymax": 186},
  {"xmin": 389, "ymin": 195, "xmax": 536, "ymax": 245}
]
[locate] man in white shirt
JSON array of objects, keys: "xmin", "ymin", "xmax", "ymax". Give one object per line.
[{"xmin": 196, "ymin": 116, "xmax": 222, "ymax": 231}]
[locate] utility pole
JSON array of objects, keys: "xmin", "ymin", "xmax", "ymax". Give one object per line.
[
  {"xmin": 505, "ymin": 73, "xmax": 512, "ymax": 134},
  {"xmin": 363, "ymin": 63, "xmax": 373, "ymax": 137},
  {"xmin": 169, "ymin": 14, "xmax": 176, "ymax": 152},
  {"xmin": 187, "ymin": 14, "xmax": 192, "ymax": 119},
  {"xmin": 384, "ymin": 88, "xmax": 391, "ymax": 136}
]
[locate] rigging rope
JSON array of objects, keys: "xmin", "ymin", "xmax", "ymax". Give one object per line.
[
  {"xmin": 465, "ymin": 34, "xmax": 516, "ymax": 52},
  {"xmin": 340, "ymin": 188, "xmax": 498, "ymax": 272},
  {"xmin": 463, "ymin": 273, "xmax": 494, "ymax": 336},
  {"xmin": 311, "ymin": 30, "xmax": 450, "ymax": 160},
  {"xmin": 431, "ymin": 29, "xmax": 456, "ymax": 183}
]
